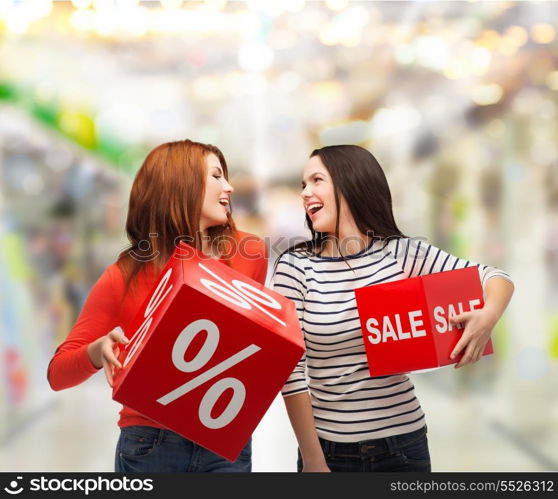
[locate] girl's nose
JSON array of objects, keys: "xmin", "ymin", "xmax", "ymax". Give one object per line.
[
  {"xmin": 301, "ymin": 185, "xmax": 312, "ymax": 198},
  {"xmin": 223, "ymin": 178, "xmax": 234, "ymax": 193}
]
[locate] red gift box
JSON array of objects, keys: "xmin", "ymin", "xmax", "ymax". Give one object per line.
[
  {"xmin": 112, "ymin": 243, "xmax": 305, "ymax": 461},
  {"xmin": 354, "ymin": 267, "xmax": 491, "ymax": 376}
]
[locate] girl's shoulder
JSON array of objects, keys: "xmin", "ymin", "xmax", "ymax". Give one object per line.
[
  {"xmin": 233, "ymin": 230, "xmax": 267, "ymax": 259},
  {"xmin": 110, "ymin": 258, "xmax": 157, "ymax": 293},
  {"xmin": 277, "ymin": 246, "xmax": 311, "ymax": 261},
  {"xmin": 234, "ymin": 229, "xmax": 264, "ymax": 242},
  {"xmin": 100, "ymin": 262, "xmax": 124, "ymax": 289},
  {"xmin": 228, "ymin": 231, "xmax": 267, "ymax": 284}
]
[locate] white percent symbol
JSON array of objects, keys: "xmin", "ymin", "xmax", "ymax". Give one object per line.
[
  {"xmin": 156, "ymin": 319, "xmax": 261, "ymax": 429},
  {"xmin": 123, "ymin": 267, "xmax": 174, "ymax": 368},
  {"xmin": 197, "ymin": 263, "xmax": 286, "ymax": 327}
]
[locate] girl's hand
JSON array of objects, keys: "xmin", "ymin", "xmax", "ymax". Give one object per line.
[
  {"xmin": 449, "ymin": 309, "xmax": 498, "ymax": 368},
  {"xmin": 87, "ymin": 327, "xmax": 129, "ymax": 386}
]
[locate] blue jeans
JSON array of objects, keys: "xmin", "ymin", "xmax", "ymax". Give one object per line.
[
  {"xmin": 297, "ymin": 426, "xmax": 431, "ymax": 472},
  {"xmin": 115, "ymin": 426, "xmax": 251, "ymax": 472}
]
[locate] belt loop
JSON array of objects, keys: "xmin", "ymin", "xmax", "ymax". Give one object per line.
[
  {"xmin": 385, "ymin": 435, "xmax": 396, "ymax": 454},
  {"xmin": 324, "ymin": 439, "xmax": 335, "ymax": 457},
  {"xmin": 156, "ymin": 429, "xmax": 164, "ymax": 445}
]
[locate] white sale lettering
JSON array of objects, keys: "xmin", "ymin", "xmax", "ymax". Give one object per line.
[
  {"xmin": 434, "ymin": 299, "xmax": 482, "ymax": 333},
  {"xmin": 365, "ymin": 300, "xmax": 481, "ymax": 344},
  {"xmin": 366, "ymin": 310, "xmax": 426, "ymax": 344}
]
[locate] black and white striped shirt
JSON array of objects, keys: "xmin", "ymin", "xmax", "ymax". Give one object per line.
[{"xmin": 272, "ymin": 237, "xmax": 513, "ymax": 442}]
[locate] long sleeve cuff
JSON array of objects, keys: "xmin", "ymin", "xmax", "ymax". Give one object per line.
[{"xmin": 78, "ymin": 343, "xmax": 102, "ymax": 374}]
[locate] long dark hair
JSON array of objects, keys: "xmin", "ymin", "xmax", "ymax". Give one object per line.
[
  {"xmin": 279, "ymin": 144, "xmax": 405, "ymax": 261},
  {"xmin": 117, "ymin": 139, "xmax": 237, "ymax": 289}
]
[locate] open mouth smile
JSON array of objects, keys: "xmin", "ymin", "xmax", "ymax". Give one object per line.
[{"xmin": 306, "ymin": 203, "xmax": 323, "ymax": 216}]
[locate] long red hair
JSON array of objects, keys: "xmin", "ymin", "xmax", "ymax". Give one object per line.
[{"xmin": 117, "ymin": 139, "xmax": 237, "ymax": 288}]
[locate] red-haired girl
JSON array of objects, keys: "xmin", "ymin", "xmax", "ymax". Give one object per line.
[{"xmin": 48, "ymin": 140, "xmax": 267, "ymax": 472}]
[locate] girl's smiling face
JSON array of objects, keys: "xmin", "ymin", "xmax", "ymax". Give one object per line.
[
  {"xmin": 301, "ymin": 155, "xmax": 352, "ymax": 235},
  {"xmin": 200, "ymin": 153, "xmax": 234, "ymax": 231}
]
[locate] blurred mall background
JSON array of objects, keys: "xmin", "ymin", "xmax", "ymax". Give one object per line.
[{"xmin": 0, "ymin": 0, "xmax": 557, "ymax": 472}]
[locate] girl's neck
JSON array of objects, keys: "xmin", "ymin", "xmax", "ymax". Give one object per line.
[
  {"xmin": 200, "ymin": 230, "xmax": 221, "ymax": 259},
  {"xmin": 321, "ymin": 230, "xmax": 371, "ymax": 257}
]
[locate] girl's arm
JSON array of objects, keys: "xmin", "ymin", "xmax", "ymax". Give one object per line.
[
  {"xmin": 283, "ymin": 392, "xmax": 330, "ymax": 472},
  {"xmin": 395, "ymin": 238, "xmax": 514, "ymax": 368},
  {"xmin": 450, "ymin": 276, "xmax": 514, "ymax": 368},
  {"xmin": 47, "ymin": 265, "xmax": 122, "ymax": 390}
]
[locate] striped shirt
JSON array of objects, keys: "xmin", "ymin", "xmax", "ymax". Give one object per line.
[{"xmin": 272, "ymin": 237, "xmax": 513, "ymax": 443}]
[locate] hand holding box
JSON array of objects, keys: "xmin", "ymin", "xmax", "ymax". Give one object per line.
[{"xmin": 354, "ymin": 267, "xmax": 491, "ymax": 376}]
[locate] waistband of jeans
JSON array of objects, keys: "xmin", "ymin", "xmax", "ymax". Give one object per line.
[
  {"xmin": 120, "ymin": 425, "xmax": 184, "ymax": 444},
  {"xmin": 121, "ymin": 425, "xmax": 252, "ymax": 449},
  {"xmin": 319, "ymin": 425, "xmax": 427, "ymax": 456}
]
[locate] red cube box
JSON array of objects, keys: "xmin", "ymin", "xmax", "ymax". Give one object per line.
[
  {"xmin": 112, "ymin": 243, "xmax": 305, "ymax": 461},
  {"xmin": 354, "ymin": 267, "xmax": 491, "ymax": 376}
]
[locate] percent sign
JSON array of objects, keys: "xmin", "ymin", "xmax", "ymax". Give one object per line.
[
  {"xmin": 197, "ymin": 263, "xmax": 286, "ymax": 327},
  {"xmin": 123, "ymin": 267, "xmax": 174, "ymax": 368},
  {"xmin": 156, "ymin": 264, "xmax": 285, "ymax": 429}
]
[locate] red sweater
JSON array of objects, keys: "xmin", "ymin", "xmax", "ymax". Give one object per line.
[{"xmin": 47, "ymin": 231, "xmax": 268, "ymax": 429}]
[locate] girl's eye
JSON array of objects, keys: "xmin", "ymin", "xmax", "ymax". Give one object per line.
[
  {"xmin": 213, "ymin": 174, "xmax": 222, "ymax": 179},
  {"xmin": 314, "ymin": 177, "xmax": 322, "ymax": 182}
]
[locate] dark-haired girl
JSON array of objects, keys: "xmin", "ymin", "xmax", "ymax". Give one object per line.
[
  {"xmin": 272, "ymin": 145, "xmax": 513, "ymax": 472},
  {"xmin": 48, "ymin": 140, "xmax": 267, "ymax": 472}
]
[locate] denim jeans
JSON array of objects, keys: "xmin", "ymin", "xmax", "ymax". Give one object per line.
[
  {"xmin": 115, "ymin": 426, "xmax": 251, "ymax": 472},
  {"xmin": 297, "ymin": 426, "xmax": 431, "ymax": 472}
]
